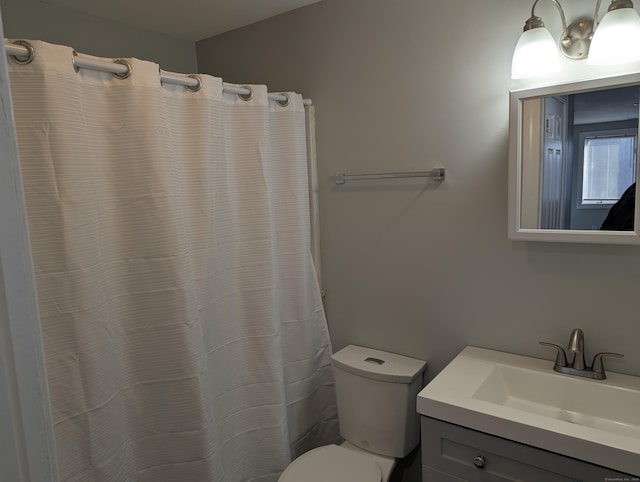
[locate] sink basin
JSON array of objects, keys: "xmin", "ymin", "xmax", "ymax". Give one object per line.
[
  {"xmin": 417, "ymin": 346, "xmax": 640, "ymax": 475},
  {"xmin": 473, "ymin": 364, "xmax": 640, "ymax": 439}
]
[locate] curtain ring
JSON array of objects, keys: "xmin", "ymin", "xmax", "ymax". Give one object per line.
[
  {"xmin": 71, "ymin": 50, "xmax": 80, "ymax": 73},
  {"xmin": 112, "ymin": 59, "xmax": 132, "ymax": 79},
  {"xmin": 238, "ymin": 85, "xmax": 253, "ymax": 101},
  {"xmin": 277, "ymin": 93, "xmax": 290, "ymax": 107},
  {"xmin": 10, "ymin": 40, "xmax": 35, "ymax": 65},
  {"xmin": 186, "ymin": 74, "xmax": 203, "ymax": 92}
]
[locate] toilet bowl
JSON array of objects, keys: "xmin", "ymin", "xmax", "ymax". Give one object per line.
[
  {"xmin": 278, "ymin": 345, "xmax": 426, "ymax": 482},
  {"xmin": 278, "ymin": 442, "xmax": 395, "ymax": 482}
]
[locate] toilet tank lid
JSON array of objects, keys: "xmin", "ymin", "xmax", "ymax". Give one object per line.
[{"xmin": 331, "ymin": 345, "xmax": 426, "ymax": 383}]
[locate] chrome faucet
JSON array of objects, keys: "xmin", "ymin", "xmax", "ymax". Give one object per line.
[{"xmin": 539, "ymin": 328, "xmax": 623, "ymax": 380}]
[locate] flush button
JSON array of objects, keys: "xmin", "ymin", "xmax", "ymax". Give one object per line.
[{"xmin": 364, "ymin": 357, "xmax": 385, "ymax": 365}]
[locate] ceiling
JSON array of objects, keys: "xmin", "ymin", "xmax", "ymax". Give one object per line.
[
  {"xmin": 573, "ymin": 86, "xmax": 640, "ymax": 125},
  {"xmin": 40, "ymin": 0, "xmax": 322, "ymax": 41}
]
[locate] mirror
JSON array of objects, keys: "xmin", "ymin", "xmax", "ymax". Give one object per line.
[{"xmin": 509, "ymin": 73, "xmax": 640, "ymax": 244}]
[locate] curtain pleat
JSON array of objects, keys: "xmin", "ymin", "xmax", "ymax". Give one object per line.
[{"xmin": 8, "ymin": 40, "xmax": 339, "ymax": 482}]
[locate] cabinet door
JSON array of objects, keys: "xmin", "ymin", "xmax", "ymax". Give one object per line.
[
  {"xmin": 421, "ymin": 417, "xmax": 637, "ymax": 482},
  {"xmin": 422, "ymin": 465, "xmax": 466, "ymax": 481}
]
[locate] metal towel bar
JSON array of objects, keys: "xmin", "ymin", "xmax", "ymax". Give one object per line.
[{"xmin": 332, "ymin": 167, "xmax": 445, "ymax": 185}]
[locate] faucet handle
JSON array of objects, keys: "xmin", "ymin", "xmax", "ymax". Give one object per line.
[
  {"xmin": 539, "ymin": 342, "xmax": 568, "ymax": 368},
  {"xmin": 591, "ymin": 352, "xmax": 624, "ymax": 377}
]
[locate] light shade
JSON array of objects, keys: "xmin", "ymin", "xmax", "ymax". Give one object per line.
[
  {"xmin": 588, "ymin": 7, "xmax": 640, "ymax": 65},
  {"xmin": 511, "ymin": 27, "xmax": 560, "ymax": 79}
]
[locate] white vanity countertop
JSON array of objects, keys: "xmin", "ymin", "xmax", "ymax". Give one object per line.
[{"xmin": 417, "ymin": 346, "xmax": 640, "ymax": 476}]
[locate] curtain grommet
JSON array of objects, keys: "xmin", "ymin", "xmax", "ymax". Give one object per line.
[
  {"xmin": 71, "ymin": 50, "xmax": 80, "ymax": 73},
  {"xmin": 112, "ymin": 59, "xmax": 132, "ymax": 79},
  {"xmin": 277, "ymin": 93, "xmax": 290, "ymax": 107},
  {"xmin": 186, "ymin": 74, "xmax": 203, "ymax": 92},
  {"xmin": 238, "ymin": 85, "xmax": 254, "ymax": 101},
  {"xmin": 10, "ymin": 40, "xmax": 35, "ymax": 65}
]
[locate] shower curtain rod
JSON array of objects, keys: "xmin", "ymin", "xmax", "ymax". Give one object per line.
[{"xmin": 4, "ymin": 41, "xmax": 312, "ymax": 106}]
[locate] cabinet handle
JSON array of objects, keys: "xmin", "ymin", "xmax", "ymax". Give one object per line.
[{"xmin": 473, "ymin": 455, "xmax": 486, "ymax": 469}]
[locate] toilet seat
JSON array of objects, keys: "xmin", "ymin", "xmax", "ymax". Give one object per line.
[{"xmin": 278, "ymin": 444, "xmax": 382, "ymax": 482}]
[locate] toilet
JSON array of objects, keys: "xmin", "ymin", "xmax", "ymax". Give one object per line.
[{"xmin": 279, "ymin": 345, "xmax": 426, "ymax": 482}]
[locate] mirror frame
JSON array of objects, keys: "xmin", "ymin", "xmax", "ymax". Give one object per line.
[{"xmin": 509, "ymin": 73, "xmax": 640, "ymax": 245}]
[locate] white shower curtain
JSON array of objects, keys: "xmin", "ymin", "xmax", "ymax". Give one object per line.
[{"xmin": 8, "ymin": 40, "xmax": 338, "ymax": 482}]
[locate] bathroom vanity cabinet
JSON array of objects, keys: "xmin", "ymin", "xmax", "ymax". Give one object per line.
[{"xmin": 421, "ymin": 417, "xmax": 637, "ymax": 481}]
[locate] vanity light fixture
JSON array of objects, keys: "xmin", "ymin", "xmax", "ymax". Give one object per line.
[{"xmin": 511, "ymin": 0, "xmax": 640, "ymax": 79}]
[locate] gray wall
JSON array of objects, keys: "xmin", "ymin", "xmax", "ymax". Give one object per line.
[
  {"xmin": 197, "ymin": 0, "xmax": 640, "ymax": 382},
  {"xmin": 1, "ymin": 0, "xmax": 196, "ymax": 73}
]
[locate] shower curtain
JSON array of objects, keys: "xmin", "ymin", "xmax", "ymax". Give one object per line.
[{"xmin": 8, "ymin": 40, "xmax": 338, "ymax": 481}]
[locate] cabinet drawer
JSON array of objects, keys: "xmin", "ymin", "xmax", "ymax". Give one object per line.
[{"xmin": 421, "ymin": 416, "xmax": 637, "ymax": 482}]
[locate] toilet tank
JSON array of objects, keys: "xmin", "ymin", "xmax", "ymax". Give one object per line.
[{"xmin": 331, "ymin": 345, "xmax": 426, "ymax": 458}]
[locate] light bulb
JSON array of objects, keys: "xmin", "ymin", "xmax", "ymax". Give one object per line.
[
  {"xmin": 512, "ymin": 27, "xmax": 560, "ymax": 79},
  {"xmin": 588, "ymin": 7, "xmax": 640, "ymax": 65}
]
